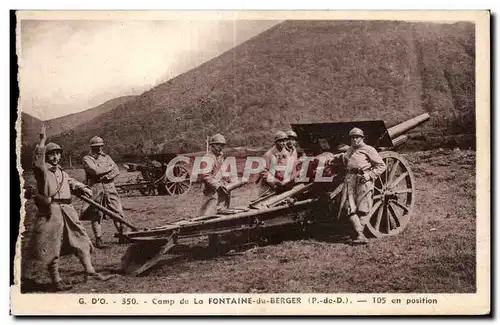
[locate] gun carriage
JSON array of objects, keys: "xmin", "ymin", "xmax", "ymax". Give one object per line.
[{"xmin": 116, "ymin": 153, "xmax": 192, "ymax": 197}]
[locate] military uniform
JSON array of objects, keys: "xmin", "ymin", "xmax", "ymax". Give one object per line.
[
  {"xmin": 198, "ymin": 151, "xmax": 231, "ymax": 216},
  {"xmin": 257, "ymin": 143, "xmax": 292, "ymax": 196},
  {"xmin": 334, "ymin": 128, "xmax": 386, "ymax": 244},
  {"xmin": 80, "ymin": 138, "xmax": 125, "ymax": 246},
  {"xmin": 198, "ymin": 134, "xmax": 231, "ymax": 217},
  {"xmin": 287, "ymin": 148, "xmax": 302, "ymax": 180},
  {"xmin": 27, "ymin": 143, "xmax": 101, "ymax": 290},
  {"xmin": 339, "ymin": 144, "xmax": 386, "ymax": 216},
  {"xmin": 285, "ymin": 130, "xmax": 306, "ymax": 181}
]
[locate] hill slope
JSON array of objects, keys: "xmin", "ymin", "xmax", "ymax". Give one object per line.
[
  {"xmin": 45, "ymin": 96, "xmax": 136, "ymax": 136},
  {"xmin": 49, "ymin": 20, "xmax": 475, "ymax": 163},
  {"xmin": 19, "ymin": 96, "xmax": 137, "ymax": 168},
  {"xmin": 19, "ymin": 96, "xmax": 136, "ymax": 144}
]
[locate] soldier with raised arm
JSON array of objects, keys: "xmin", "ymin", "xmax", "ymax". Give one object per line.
[
  {"xmin": 80, "ymin": 136, "xmax": 126, "ymax": 248},
  {"xmin": 24, "ymin": 125, "xmax": 113, "ymax": 291},
  {"xmin": 332, "ymin": 127, "xmax": 386, "ymax": 244}
]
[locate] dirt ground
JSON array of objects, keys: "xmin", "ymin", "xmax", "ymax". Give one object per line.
[{"xmin": 17, "ymin": 148, "xmax": 476, "ymax": 293}]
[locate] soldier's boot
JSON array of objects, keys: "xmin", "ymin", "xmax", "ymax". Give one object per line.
[
  {"xmin": 92, "ymin": 221, "xmax": 109, "ymax": 248},
  {"xmin": 77, "ymin": 252, "xmax": 117, "ymax": 282},
  {"xmin": 349, "ymin": 214, "xmax": 368, "ymax": 245},
  {"xmin": 85, "ymin": 272, "xmax": 116, "ymax": 282},
  {"xmin": 113, "ymin": 221, "xmax": 126, "ymax": 244},
  {"xmin": 353, "ymin": 232, "xmax": 368, "ymax": 245},
  {"xmin": 95, "ymin": 237, "xmax": 109, "ymax": 249},
  {"xmin": 48, "ymin": 258, "xmax": 73, "ymax": 292},
  {"xmin": 53, "ymin": 280, "xmax": 73, "ymax": 292},
  {"xmin": 115, "ymin": 232, "xmax": 127, "ymax": 244}
]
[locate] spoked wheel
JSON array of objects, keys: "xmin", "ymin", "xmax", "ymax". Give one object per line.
[
  {"xmin": 365, "ymin": 151, "xmax": 415, "ymax": 238},
  {"xmin": 164, "ymin": 165, "xmax": 192, "ymax": 196}
]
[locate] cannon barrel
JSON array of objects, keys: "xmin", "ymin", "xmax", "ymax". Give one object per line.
[
  {"xmin": 391, "ymin": 135, "xmax": 408, "ymax": 148},
  {"xmin": 387, "ymin": 113, "xmax": 430, "ymax": 140}
]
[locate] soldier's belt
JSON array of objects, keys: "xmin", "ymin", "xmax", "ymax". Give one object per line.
[
  {"xmin": 346, "ymin": 168, "xmax": 365, "ymax": 175},
  {"xmin": 91, "ymin": 178, "xmax": 114, "ymax": 184},
  {"xmin": 51, "ymin": 198, "xmax": 72, "ymax": 204}
]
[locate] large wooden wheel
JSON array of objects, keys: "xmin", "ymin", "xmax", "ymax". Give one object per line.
[
  {"xmin": 365, "ymin": 151, "xmax": 415, "ymax": 238},
  {"xmin": 164, "ymin": 165, "xmax": 192, "ymax": 196}
]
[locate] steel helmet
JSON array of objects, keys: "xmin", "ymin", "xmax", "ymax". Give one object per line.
[
  {"xmin": 90, "ymin": 136, "xmax": 105, "ymax": 147},
  {"xmin": 46, "ymin": 142, "xmax": 63, "ymax": 153},
  {"xmin": 274, "ymin": 131, "xmax": 288, "ymax": 142},
  {"xmin": 286, "ymin": 130, "xmax": 297, "ymax": 139},
  {"xmin": 349, "ymin": 127, "xmax": 365, "ymax": 138},
  {"xmin": 209, "ymin": 133, "xmax": 227, "ymax": 145}
]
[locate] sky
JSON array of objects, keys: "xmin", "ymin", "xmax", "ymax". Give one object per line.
[{"xmin": 18, "ymin": 19, "xmax": 281, "ymax": 120}]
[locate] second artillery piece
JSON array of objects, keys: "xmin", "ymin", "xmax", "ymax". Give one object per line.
[
  {"xmin": 116, "ymin": 153, "xmax": 192, "ymax": 197},
  {"xmin": 102, "ymin": 113, "xmax": 430, "ymax": 276}
]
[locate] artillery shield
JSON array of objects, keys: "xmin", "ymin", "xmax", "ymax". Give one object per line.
[{"xmin": 291, "ymin": 120, "xmax": 393, "ymax": 156}]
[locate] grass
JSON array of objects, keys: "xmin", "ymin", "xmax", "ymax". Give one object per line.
[{"xmin": 18, "ymin": 149, "xmax": 476, "ymax": 293}]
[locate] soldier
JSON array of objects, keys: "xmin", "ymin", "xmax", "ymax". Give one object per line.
[
  {"xmin": 332, "ymin": 127, "xmax": 386, "ymax": 244},
  {"xmin": 285, "ymin": 130, "xmax": 307, "ymax": 177},
  {"xmin": 80, "ymin": 136, "xmax": 126, "ymax": 248},
  {"xmin": 257, "ymin": 131, "xmax": 293, "ymax": 197},
  {"xmin": 198, "ymin": 133, "xmax": 231, "ymax": 217},
  {"xmin": 285, "ymin": 130, "xmax": 298, "ymax": 158},
  {"xmin": 25, "ymin": 125, "xmax": 113, "ymax": 291}
]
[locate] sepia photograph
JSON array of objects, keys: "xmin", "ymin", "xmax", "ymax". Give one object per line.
[{"xmin": 11, "ymin": 10, "xmax": 490, "ymax": 316}]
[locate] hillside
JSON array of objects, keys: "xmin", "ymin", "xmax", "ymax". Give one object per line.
[
  {"xmin": 48, "ymin": 20, "xmax": 475, "ymax": 164},
  {"xmin": 19, "ymin": 96, "xmax": 136, "ymax": 144},
  {"xmin": 19, "ymin": 96, "xmax": 136, "ymax": 168},
  {"xmin": 45, "ymin": 96, "xmax": 136, "ymax": 137}
]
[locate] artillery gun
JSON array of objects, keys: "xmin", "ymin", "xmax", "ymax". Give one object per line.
[
  {"xmin": 116, "ymin": 153, "xmax": 192, "ymax": 196},
  {"xmin": 103, "ymin": 113, "xmax": 430, "ymax": 276}
]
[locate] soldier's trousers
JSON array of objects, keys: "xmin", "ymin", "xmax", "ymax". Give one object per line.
[
  {"xmin": 338, "ymin": 174, "xmax": 375, "ymax": 234},
  {"xmin": 47, "ymin": 250, "xmax": 95, "ymax": 284},
  {"xmin": 25, "ymin": 203, "xmax": 96, "ymax": 284},
  {"xmin": 199, "ymin": 187, "xmax": 230, "ymax": 217},
  {"xmin": 80, "ymin": 187, "xmax": 125, "ymax": 239},
  {"xmin": 91, "ymin": 219, "xmax": 122, "ymax": 239},
  {"xmin": 343, "ymin": 174, "xmax": 374, "ymax": 215}
]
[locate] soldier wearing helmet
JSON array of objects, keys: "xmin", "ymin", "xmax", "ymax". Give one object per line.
[
  {"xmin": 80, "ymin": 135, "xmax": 127, "ymax": 248},
  {"xmin": 23, "ymin": 125, "xmax": 113, "ymax": 291},
  {"xmin": 330, "ymin": 127, "xmax": 386, "ymax": 244},
  {"xmin": 349, "ymin": 127, "xmax": 365, "ymax": 146},
  {"xmin": 256, "ymin": 130, "xmax": 294, "ymax": 197},
  {"xmin": 286, "ymin": 129, "xmax": 307, "ymax": 171},
  {"xmin": 198, "ymin": 133, "xmax": 232, "ymax": 217},
  {"xmin": 285, "ymin": 130, "xmax": 298, "ymax": 154}
]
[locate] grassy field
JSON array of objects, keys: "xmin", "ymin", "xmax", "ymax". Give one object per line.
[{"xmin": 18, "ymin": 148, "xmax": 476, "ymax": 293}]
